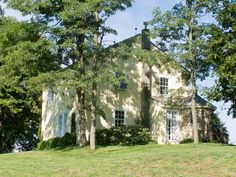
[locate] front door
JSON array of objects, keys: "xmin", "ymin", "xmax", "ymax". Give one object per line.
[{"xmin": 166, "ymin": 110, "xmax": 179, "ymax": 142}]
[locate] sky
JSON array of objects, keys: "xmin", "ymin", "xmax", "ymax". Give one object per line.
[{"xmin": 1, "ymin": 0, "xmax": 235, "ymax": 144}]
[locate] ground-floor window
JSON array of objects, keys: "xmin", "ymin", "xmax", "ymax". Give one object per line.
[
  {"xmin": 115, "ymin": 110, "xmax": 125, "ymax": 127},
  {"xmin": 166, "ymin": 110, "xmax": 179, "ymax": 141},
  {"xmin": 58, "ymin": 112, "xmax": 68, "ymax": 137}
]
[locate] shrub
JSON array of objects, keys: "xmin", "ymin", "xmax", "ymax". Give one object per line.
[
  {"xmin": 180, "ymin": 138, "xmax": 193, "ymax": 144},
  {"xmin": 209, "ymin": 114, "xmax": 229, "ymax": 144},
  {"xmin": 37, "ymin": 132, "xmax": 76, "ymax": 150},
  {"xmin": 96, "ymin": 125, "xmax": 151, "ymax": 146}
]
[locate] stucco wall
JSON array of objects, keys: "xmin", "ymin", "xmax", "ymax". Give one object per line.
[
  {"xmin": 97, "ymin": 58, "xmax": 143, "ymax": 129},
  {"xmin": 151, "ymin": 65, "xmax": 188, "ymax": 99},
  {"xmin": 41, "ymin": 88, "xmax": 78, "ymax": 141},
  {"xmin": 181, "ymin": 108, "xmax": 213, "ymax": 141}
]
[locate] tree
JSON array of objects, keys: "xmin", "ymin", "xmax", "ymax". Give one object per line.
[
  {"xmin": 149, "ymin": 0, "xmax": 215, "ymax": 143},
  {"xmin": 0, "ymin": 17, "xmax": 59, "ymax": 153},
  {"xmin": 8, "ymin": 0, "xmax": 133, "ymax": 149},
  {"xmin": 209, "ymin": 114, "xmax": 229, "ymax": 144},
  {"xmin": 82, "ymin": 1, "xmax": 133, "ymax": 150},
  {"xmin": 206, "ymin": 0, "xmax": 236, "ymax": 117}
]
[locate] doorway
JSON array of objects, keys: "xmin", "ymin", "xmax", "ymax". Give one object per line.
[{"xmin": 166, "ymin": 110, "xmax": 179, "ymax": 142}]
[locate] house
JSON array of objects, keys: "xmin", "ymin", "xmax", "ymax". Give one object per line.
[{"xmin": 41, "ymin": 27, "xmax": 216, "ymax": 144}]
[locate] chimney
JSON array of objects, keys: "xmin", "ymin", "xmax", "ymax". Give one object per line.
[{"xmin": 142, "ymin": 22, "xmax": 150, "ymax": 50}]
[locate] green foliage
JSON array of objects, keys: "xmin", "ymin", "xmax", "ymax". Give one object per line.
[
  {"xmin": 205, "ymin": 0, "xmax": 236, "ymax": 115},
  {"xmin": 8, "ymin": 0, "xmax": 134, "ymax": 149},
  {"xmin": 0, "ymin": 17, "xmax": 59, "ymax": 153},
  {"xmin": 37, "ymin": 133, "xmax": 76, "ymax": 150},
  {"xmin": 149, "ymin": 0, "xmax": 218, "ymax": 144},
  {"xmin": 149, "ymin": 1, "xmax": 215, "ymax": 80},
  {"xmin": 96, "ymin": 126, "xmax": 151, "ymax": 146},
  {"xmin": 180, "ymin": 138, "xmax": 194, "ymax": 144},
  {"xmin": 209, "ymin": 114, "xmax": 229, "ymax": 144}
]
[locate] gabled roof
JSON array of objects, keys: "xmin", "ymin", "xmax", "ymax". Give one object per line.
[{"xmin": 111, "ymin": 33, "xmax": 161, "ymax": 50}]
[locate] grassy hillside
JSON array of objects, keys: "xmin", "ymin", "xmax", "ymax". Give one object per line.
[{"xmin": 0, "ymin": 143, "xmax": 235, "ymax": 177}]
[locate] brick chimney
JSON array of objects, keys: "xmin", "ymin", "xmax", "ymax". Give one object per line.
[
  {"xmin": 140, "ymin": 22, "xmax": 151, "ymax": 129},
  {"xmin": 142, "ymin": 22, "xmax": 150, "ymax": 50}
]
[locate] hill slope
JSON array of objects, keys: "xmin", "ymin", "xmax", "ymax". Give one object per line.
[{"xmin": 0, "ymin": 144, "xmax": 236, "ymax": 177}]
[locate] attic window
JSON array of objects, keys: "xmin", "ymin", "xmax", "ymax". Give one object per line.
[{"xmin": 160, "ymin": 77, "xmax": 168, "ymax": 95}]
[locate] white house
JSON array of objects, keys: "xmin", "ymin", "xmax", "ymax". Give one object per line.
[{"xmin": 41, "ymin": 27, "xmax": 215, "ymax": 144}]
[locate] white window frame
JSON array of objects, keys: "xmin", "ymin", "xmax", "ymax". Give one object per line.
[
  {"xmin": 160, "ymin": 77, "xmax": 168, "ymax": 96},
  {"xmin": 57, "ymin": 112, "xmax": 68, "ymax": 137},
  {"xmin": 114, "ymin": 109, "xmax": 125, "ymax": 127},
  {"xmin": 166, "ymin": 110, "xmax": 179, "ymax": 142}
]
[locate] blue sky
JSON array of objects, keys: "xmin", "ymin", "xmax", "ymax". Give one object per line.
[{"xmin": 1, "ymin": 0, "xmax": 235, "ymax": 144}]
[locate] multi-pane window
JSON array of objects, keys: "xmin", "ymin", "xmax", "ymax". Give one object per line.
[
  {"xmin": 115, "ymin": 110, "xmax": 125, "ymax": 127},
  {"xmin": 166, "ymin": 111, "xmax": 179, "ymax": 141},
  {"xmin": 160, "ymin": 77, "xmax": 168, "ymax": 95},
  {"xmin": 58, "ymin": 112, "xmax": 68, "ymax": 137}
]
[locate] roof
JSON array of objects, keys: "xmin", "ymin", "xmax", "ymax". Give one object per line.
[
  {"xmin": 111, "ymin": 33, "xmax": 161, "ymax": 50},
  {"xmin": 185, "ymin": 94, "xmax": 216, "ymax": 110},
  {"xmin": 151, "ymin": 94, "xmax": 216, "ymax": 110}
]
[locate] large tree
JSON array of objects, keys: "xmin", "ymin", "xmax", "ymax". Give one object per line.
[
  {"xmin": 206, "ymin": 0, "xmax": 236, "ymax": 117},
  {"xmin": 0, "ymin": 17, "xmax": 59, "ymax": 153},
  {"xmin": 150, "ymin": 0, "xmax": 215, "ymax": 143},
  {"xmin": 8, "ymin": 0, "xmax": 133, "ymax": 149}
]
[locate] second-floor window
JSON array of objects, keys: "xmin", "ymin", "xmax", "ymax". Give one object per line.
[
  {"xmin": 115, "ymin": 72, "xmax": 128, "ymax": 90},
  {"xmin": 160, "ymin": 77, "xmax": 168, "ymax": 95},
  {"xmin": 48, "ymin": 89, "xmax": 55, "ymax": 101}
]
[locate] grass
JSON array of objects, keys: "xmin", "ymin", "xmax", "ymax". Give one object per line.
[{"xmin": 0, "ymin": 143, "xmax": 236, "ymax": 177}]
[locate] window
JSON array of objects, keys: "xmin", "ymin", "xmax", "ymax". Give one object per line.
[
  {"xmin": 160, "ymin": 77, "xmax": 168, "ymax": 95},
  {"xmin": 58, "ymin": 114, "xmax": 63, "ymax": 136},
  {"xmin": 48, "ymin": 89, "xmax": 55, "ymax": 101},
  {"xmin": 115, "ymin": 110, "xmax": 125, "ymax": 127},
  {"xmin": 115, "ymin": 72, "xmax": 128, "ymax": 90},
  {"xmin": 166, "ymin": 110, "xmax": 179, "ymax": 141},
  {"xmin": 58, "ymin": 112, "xmax": 68, "ymax": 137}
]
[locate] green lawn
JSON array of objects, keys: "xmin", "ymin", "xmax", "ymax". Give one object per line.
[{"xmin": 0, "ymin": 143, "xmax": 235, "ymax": 177}]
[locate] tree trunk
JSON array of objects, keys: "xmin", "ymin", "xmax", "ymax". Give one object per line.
[
  {"xmin": 191, "ymin": 62, "xmax": 199, "ymax": 144},
  {"xmin": 77, "ymin": 88, "xmax": 87, "ymax": 146},
  {"xmin": 0, "ymin": 119, "xmax": 2, "ymax": 153},
  {"xmin": 187, "ymin": 1, "xmax": 199, "ymax": 144},
  {"xmin": 90, "ymin": 10, "xmax": 99, "ymax": 150},
  {"xmin": 76, "ymin": 35, "xmax": 87, "ymax": 147}
]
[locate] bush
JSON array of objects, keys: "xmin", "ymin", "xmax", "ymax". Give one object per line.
[
  {"xmin": 37, "ymin": 132, "xmax": 76, "ymax": 150},
  {"xmin": 96, "ymin": 125, "xmax": 151, "ymax": 146},
  {"xmin": 180, "ymin": 138, "xmax": 193, "ymax": 144},
  {"xmin": 209, "ymin": 114, "xmax": 229, "ymax": 144}
]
